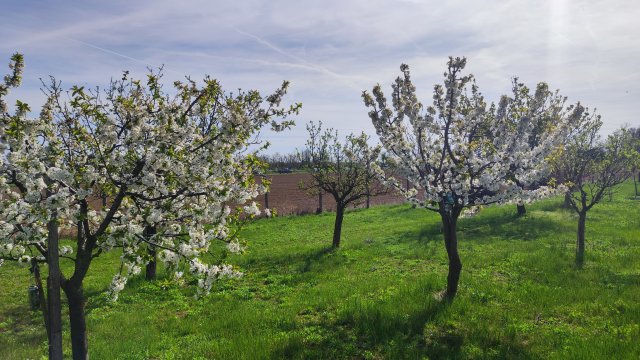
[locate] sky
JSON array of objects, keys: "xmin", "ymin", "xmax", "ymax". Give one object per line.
[{"xmin": 1, "ymin": 0, "xmax": 639, "ymax": 154}]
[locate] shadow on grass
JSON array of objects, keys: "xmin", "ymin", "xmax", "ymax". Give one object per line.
[
  {"xmin": 389, "ymin": 210, "xmax": 442, "ymax": 245},
  {"xmin": 0, "ymin": 305, "xmax": 49, "ymax": 355},
  {"xmin": 410, "ymin": 225, "xmax": 443, "ymax": 244},
  {"xmin": 600, "ymin": 270, "xmax": 640, "ymax": 286},
  {"xmin": 390, "ymin": 201, "xmax": 575, "ymax": 246},
  {"xmin": 273, "ymin": 282, "xmax": 538, "ymax": 359},
  {"xmin": 457, "ymin": 208, "xmax": 574, "ymax": 243},
  {"xmin": 533, "ymin": 200, "xmax": 573, "ymax": 213},
  {"xmin": 344, "ymin": 296, "xmax": 448, "ymax": 347},
  {"xmin": 0, "ymin": 304, "xmax": 42, "ymax": 332},
  {"xmin": 299, "ymin": 247, "xmax": 336, "ymax": 273},
  {"xmin": 272, "ymin": 282, "xmax": 449, "ymax": 358},
  {"xmin": 243, "ymin": 245, "xmax": 337, "ymax": 273}
]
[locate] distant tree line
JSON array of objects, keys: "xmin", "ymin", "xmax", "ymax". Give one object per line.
[{"xmin": 257, "ymin": 150, "xmax": 311, "ymax": 173}]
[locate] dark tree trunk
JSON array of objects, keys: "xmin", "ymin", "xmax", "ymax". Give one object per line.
[
  {"xmin": 441, "ymin": 212, "xmax": 462, "ymax": 301},
  {"xmin": 316, "ymin": 191, "xmax": 323, "ymax": 214},
  {"xmin": 332, "ymin": 203, "xmax": 345, "ymax": 248},
  {"xmin": 563, "ymin": 192, "xmax": 572, "ymax": 208},
  {"xmin": 144, "ymin": 225, "xmax": 157, "ymax": 280},
  {"xmin": 264, "ymin": 191, "xmax": 269, "ymax": 210},
  {"xmin": 146, "ymin": 247, "xmax": 157, "ymax": 281},
  {"xmin": 63, "ymin": 283, "xmax": 88, "ymax": 360},
  {"xmin": 366, "ymin": 182, "xmax": 371, "ymax": 209},
  {"xmin": 47, "ymin": 216, "xmax": 63, "ymax": 360},
  {"xmin": 576, "ymin": 211, "xmax": 587, "ymax": 267},
  {"xmin": 517, "ymin": 204, "xmax": 526, "ymax": 216}
]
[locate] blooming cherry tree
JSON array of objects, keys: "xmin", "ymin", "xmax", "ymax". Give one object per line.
[
  {"xmin": 0, "ymin": 54, "xmax": 299, "ymax": 358},
  {"xmin": 363, "ymin": 57, "xmax": 566, "ymax": 300}
]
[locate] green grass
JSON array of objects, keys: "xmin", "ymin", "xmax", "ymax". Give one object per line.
[{"xmin": 1, "ymin": 182, "xmax": 639, "ymax": 359}]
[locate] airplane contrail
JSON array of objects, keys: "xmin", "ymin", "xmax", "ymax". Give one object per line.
[
  {"xmin": 232, "ymin": 27, "xmax": 364, "ymax": 90},
  {"xmin": 67, "ymin": 37, "xmax": 180, "ymax": 75}
]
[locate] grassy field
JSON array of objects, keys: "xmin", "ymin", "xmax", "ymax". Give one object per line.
[{"xmin": 1, "ymin": 183, "xmax": 639, "ymax": 359}]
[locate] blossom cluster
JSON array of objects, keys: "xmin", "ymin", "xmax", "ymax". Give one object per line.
[
  {"xmin": 0, "ymin": 54, "xmax": 299, "ymax": 298},
  {"xmin": 362, "ymin": 57, "xmax": 571, "ymax": 214}
]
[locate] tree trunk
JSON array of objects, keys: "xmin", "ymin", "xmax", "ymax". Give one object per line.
[
  {"xmin": 47, "ymin": 215, "xmax": 63, "ymax": 360},
  {"xmin": 366, "ymin": 182, "xmax": 371, "ymax": 209},
  {"xmin": 441, "ymin": 213, "xmax": 462, "ymax": 301},
  {"xmin": 634, "ymin": 172, "xmax": 638, "ymax": 197},
  {"xmin": 332, "ymin": 204, "xmax": 345, "ymax": 248},
  {"xmin": 63, "ymin": 283, "xmax": 88, "ymax": 360},
  {"xmin": 316, "ymin": 191, "xmax": 323, "ymax": 214},
  {"xmin": 576, "ymin": 211, "xmax": 587, "ymax": 267},
  {"xmin": 146, "ymin": 246, "xmax": 157, "ymax": 281},
  {"xmin": 516, "ymin": 204, "xmax": 526, "ymax": 216},
  {"xmin": 264, "ymin": 191, "xmax": 269, "ymax": 210},
  {"xmin": 563, "ymin": 192, "xmax": 572, "ymax": 208},
  {"xmin": 144, "ymin": 225, "xmax": 157, "ymax": 280}
]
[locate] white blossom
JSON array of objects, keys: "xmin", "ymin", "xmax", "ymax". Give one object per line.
[
  {"xmin": 227, "ymin": 241, "xmax": 242, "ymax": 254},
  {"xmin": 243, "ymin": 202, "xmax": 261, "ymax": 217},
  {"xmin": 107, "ymin": 274, "xmax": 128, "ymax": 302},
  {"xmin": 60, "ymin": 246, "xmax": 73, "ymax": 256}
]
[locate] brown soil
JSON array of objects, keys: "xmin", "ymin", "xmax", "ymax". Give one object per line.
[{"xmin": 254, "ymin": 173, "xmax": 406, "ymax": 216}]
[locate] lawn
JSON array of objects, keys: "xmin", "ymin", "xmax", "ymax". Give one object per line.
[{"xmin": 1, "ymin": 183, "xmax": 639, "ymax": 359}]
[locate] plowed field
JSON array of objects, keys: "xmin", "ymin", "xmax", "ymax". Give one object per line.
[{"xmin": 254, "ymin": 173, "xmax": 405, "ymax": 216}]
